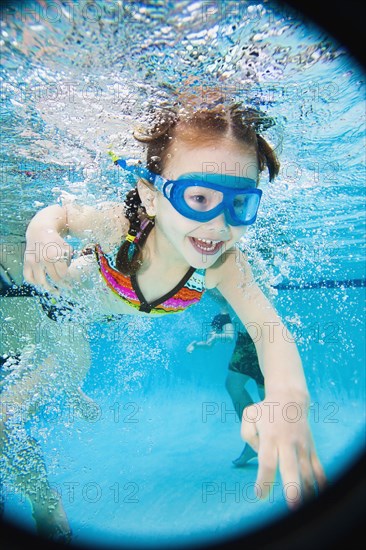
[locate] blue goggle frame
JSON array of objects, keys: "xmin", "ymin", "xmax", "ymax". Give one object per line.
[{"xmin": 114, "ymin": 157, "xmax": 262, "ymax": 226}]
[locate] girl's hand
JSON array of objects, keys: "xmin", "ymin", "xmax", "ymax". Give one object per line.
[
  {"xmin": 23, "ymin": 228, "xmax": 73, "ymax": 293},
  {"xmin": 241, "ymin": 393, "xmax": 326, "ymax": 508}
]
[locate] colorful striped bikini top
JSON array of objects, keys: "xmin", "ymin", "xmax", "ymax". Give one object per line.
[{"xmin": 94, "ymin": 224, "xmax": 206, "ymax": 315}]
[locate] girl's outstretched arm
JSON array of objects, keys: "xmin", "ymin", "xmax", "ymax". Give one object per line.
[
  {"xmin": 209, "ymin": 251, "xmax": 326, "ymax": 507},
  {"xmin": 24, "ymin": 202, "xmax": 127, "ymax": 291}
]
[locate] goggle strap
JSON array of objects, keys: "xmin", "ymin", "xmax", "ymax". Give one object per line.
[{"xmin": 114, "ymin": 157, "xmax": 157, "ymax": 184}]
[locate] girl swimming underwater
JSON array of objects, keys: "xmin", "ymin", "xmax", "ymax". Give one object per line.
[{"xmin": 3, "ymin": 103, "xmax": 326, "ymax": 538}]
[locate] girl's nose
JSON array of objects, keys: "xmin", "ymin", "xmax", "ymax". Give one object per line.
[{"xmin": 205, "ymin": 213, "xmax": 231, "ymax": 236}]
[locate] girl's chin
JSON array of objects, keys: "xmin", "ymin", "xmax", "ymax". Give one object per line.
[{"xmin": 186, "ymin": 250, "xmax": 225, "ymax": 270}]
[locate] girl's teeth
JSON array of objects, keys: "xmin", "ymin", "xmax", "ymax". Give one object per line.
[
  {"xmin": 198, "ymin": 239, "xmax": 218, "ymax": 244},
  {"xmin": 194, "ymin": 238, "xmax": 220, "ymax": 251}
]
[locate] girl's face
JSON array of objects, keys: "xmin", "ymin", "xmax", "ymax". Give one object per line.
[{"xmin": 152, "ymin": 137, "xmax": 259, "ymax": 269}]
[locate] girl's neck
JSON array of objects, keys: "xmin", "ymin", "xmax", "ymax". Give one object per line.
[{"xmin": 142, "ymin": 222, "xmax": 191, "ymax": 273}]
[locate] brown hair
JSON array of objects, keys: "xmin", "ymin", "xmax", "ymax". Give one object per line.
[{"xmin": 116, "ymin": 103, "xmax": 280, "ymax": 275}]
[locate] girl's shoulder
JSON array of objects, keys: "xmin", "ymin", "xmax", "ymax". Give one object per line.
[
  {"xmin": 205, "ymin": 245, "xmax": 251, "ymax": 290},
  {"xmin": 66, "ymin": 200, "xmax": 129, "ymax": 252},
  {"xmin": 95, "ymin": 201, "xmax": 129, "ymax": 251}
]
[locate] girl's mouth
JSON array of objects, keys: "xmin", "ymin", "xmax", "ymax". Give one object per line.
[{"xmin": 189, "ymin": 237, "xmax": 224, "ymax": 255}]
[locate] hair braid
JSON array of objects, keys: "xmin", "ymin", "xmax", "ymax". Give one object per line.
[
  {"xmin": 115, "ymin": 188, "xmax": 154, "ymax": 275},
  {"xmin": 124, "ymin": 188, "xmax": 142, "ymax": 236}
]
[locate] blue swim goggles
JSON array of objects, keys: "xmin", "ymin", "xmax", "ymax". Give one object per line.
[{"xmin": 113, "ymin": 156, "xmax": 262, "ymax": 226}]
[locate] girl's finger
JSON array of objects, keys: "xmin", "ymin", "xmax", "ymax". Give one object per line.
[
  {"xmin": 310, "ymin": 447, "xmax": 327, "ymax": 490},
  {"xmin": 278, "ymin": 446, "xmax": 302, "ymax": 508},
  {"xmin": 297, "ymin": 445, "xmax": 317, "ymax": 499},
  {"xmin": 46, "ymin": 262, "xmax": 65, "ymax": 283},
  {"xmin": 256, "ymin": 441, "xmax": 278, "ymax": 499},
  {"xmin": 23, "ymin": 263, "xmax": 35, "ymax": 285},
  {"xmin": 34, "ymin": 266, "xmax": 58, "ymax": 294},
  {"xmin": 53, "ymin": 260, "xmax": 70, "ymax": 281}
]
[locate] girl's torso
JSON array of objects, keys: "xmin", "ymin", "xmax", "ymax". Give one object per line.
[
  {"xmin": 59, "ymin": 239, "xmax": 208, "ymax": 320},
  {"xmin": 32, "ymin": 211, "xmax": 223, "ymax": 322}
]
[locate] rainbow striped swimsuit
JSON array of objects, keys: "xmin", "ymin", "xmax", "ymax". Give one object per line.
[{"xmin": 95, "ymin": 245, "xmax": 206, "ymax": 314}]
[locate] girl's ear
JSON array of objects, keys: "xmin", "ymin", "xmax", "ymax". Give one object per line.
[{"xmin": 137, "ymin": 179, "xmax": 157, "ymax": 217}]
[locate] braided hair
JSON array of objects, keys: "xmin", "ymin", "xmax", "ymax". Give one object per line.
[{"xmin": 115, "ymin": 188, "xmax": 154, "ymax": 275}]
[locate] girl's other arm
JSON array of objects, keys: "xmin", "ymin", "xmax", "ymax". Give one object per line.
[
  {"xmin": 211, "ymin": 253, "xmax": 326, "ymax": 506},
  {"xmin": 24, "ymin": 202, "xmax": 127, "ymax": 290}
]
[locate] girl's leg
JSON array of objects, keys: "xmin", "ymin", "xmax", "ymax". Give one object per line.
[
  {"xmin": 0, "ymin": 416, "xmax": 70, "ymax": 541},
  {"xmin": 0, "ymin": 246, "xmax": 77, "ymax": 539},
  {"xmin": 0, "ymin": 299, "xmax": 91, "ymax": 541},
  {"xmin": 0, "ymin": 352, "xmax": 72, "ymax": 542}
]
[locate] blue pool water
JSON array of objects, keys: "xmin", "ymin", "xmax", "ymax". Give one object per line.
[{"xmin": 0, "ymin": 1, "xmax": 365, "ymax": 548}]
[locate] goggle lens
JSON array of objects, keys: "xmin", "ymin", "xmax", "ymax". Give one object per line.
[
  {"xmin": 233, "ymin": 193, "xmax": 260, "ymax": 222},
  {"xmin": 183, "ymin": 187, "xmax": 224, "ymax": 212},
  {"xmin": 182, "ymin": 185, "xmax": 260, "ymax": 224}
]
